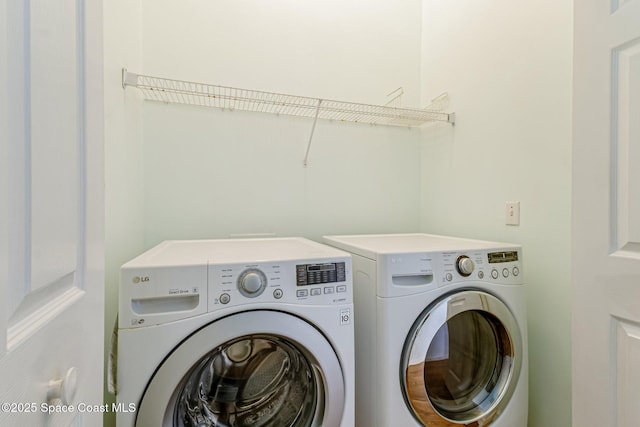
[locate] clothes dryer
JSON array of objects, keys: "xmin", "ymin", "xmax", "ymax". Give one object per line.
[
  {"xmin": 116, "ymin": 237, "xmax": 354, "ymax": 427},
  {"xmin": 323, "ymin": 233, "xmax": 528, "ymax": 427}
]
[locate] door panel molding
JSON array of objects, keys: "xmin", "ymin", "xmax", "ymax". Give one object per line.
[
  {"xmin": 6, "ymin": 0, "xmax": 88, "ymax": 332},
  {"xmin": 6, "ymin": 273, "xmax": 83, "ymax": 350},
  {"xmin": 613, "ymin": 317, "xmax": 640, "ymax": 426},
  {"xmin": 611, "ymin": 0, "xmax": 636, "ymax": 14},
  {"xmin": 610, "ymin": 37, "xmax": 640, "ymax": 258}
]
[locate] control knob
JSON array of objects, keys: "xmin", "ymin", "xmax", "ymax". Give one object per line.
[
  {"xmin": 238, "ymin": 269, "xmax": 267, "ymax": 298},
  {"xmin": 456, "ymin": 256, "xmax": 475, "ymax": 277}
]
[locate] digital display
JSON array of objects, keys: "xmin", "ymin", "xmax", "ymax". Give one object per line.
[
  {"xmin": 296, "ymin": 262, "xmax": 346, "ymax": 286},
  {"xmin": 488, "ymin": 251, "xmax": 519, "ymax": 263},
  {"xmin": 307, "ymin": 264, "xmax": 335, "ymax": 272}
]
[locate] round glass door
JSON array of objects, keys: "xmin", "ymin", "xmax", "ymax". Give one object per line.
[
  {"xmin": 176, "ymin": 335, "xmax": 317, "ymax": 426},
  {"xmin": 136, "ymin": 311, "xmax": 345, "ymax": 427},
  {"xmin": 401, "ymin": 290, "xmax": 522, "ymax": 426}
]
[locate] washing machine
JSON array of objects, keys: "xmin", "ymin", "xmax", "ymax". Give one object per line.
[
  {"xmin": 116, "ymin": 237, "xmax": 354, "ymax": 427},
  {"xmin": 322, "ymin": 233, "xmax": 528, "ymax": 427}
]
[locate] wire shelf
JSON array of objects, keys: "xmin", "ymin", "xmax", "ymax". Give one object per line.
[{"xmin": 122, "ymin": 69, "xmax": 455, "ymax": 127}]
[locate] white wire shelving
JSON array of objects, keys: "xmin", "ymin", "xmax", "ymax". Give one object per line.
[{"xmin": 122, "ymin": 69, "xmax": 455, "ymax": 128}]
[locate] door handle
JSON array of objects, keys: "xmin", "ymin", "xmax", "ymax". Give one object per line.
[{"xmin": 47, "ymin": 367, "xmax": 77, "ymax": 405}]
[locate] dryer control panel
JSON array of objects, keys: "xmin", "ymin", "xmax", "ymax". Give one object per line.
[
  {"xmin": 376, "ymin": 247, "xmax": 522, "ymax": 298},
  {"xmin": 439, "ymin": 248, "xmax": 523, "ymax": 287}
]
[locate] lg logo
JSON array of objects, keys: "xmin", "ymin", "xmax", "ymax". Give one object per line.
[{"xmin": 132, "ymin": 276, "xmax": 150, "ymax": 284}]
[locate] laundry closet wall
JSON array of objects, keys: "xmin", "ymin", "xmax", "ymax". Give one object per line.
[
  {"xmin": 419, "ymin": 1, "xmax": 573, "ymax": 426},
  {"xmin": 139, "ymin": 0, "xmax": 424, "ymax": 246},
  {"xmin": 104, "ymin": 0, "xmax": 144, "ymax": 424}
]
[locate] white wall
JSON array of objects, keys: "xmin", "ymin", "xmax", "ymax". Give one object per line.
[
  {"xmin": 420, "ymin": 1, "xmax": 573, "ymax": 426},
  {"xmin": 141, "ymin": 0, "xmax": 422, "ymax": 106},
  {"xmin": 103, "ymin": 1, "xmax": 144, "ymax": 425},
  {"xmin": 139, "ymin": 0, "xmax": 424, "ymax": 246},
  {"xmin": 143, "ymin": 104, "xmax": 421, "ymax": 246}
]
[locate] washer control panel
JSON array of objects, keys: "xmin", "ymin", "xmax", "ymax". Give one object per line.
[
  {"xmin": 209, "ymin": 258, "xmax": 352, "ymax": 308},
  {"xmin": 119, "ymin": 237, "xmax": 353, "ymax": 329}
]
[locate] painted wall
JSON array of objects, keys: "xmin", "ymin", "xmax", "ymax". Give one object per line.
[
  {"xmin": 139, "ymin": 0, "xmax": 424, "ymax": 246},
  {"xmin": 420, "ymin": 1, "xmax": 573, "ymax": 426},
  {"xmin": 141, "ymin": 0, "xmax": 423, "ymax": 107},
  {"xmin": 142, "ymin": 104, "xmax": 421, "ymax": 246},
  {"xmin": 103, "ymin": 1, "xmax": 144, "ymax": 425}
]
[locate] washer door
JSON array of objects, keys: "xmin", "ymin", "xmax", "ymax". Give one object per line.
[
  {"xmin": 401, "ymin": 290, "xmax": 523, "ymax": 426},
  {"xmin": 136, "ymin": 310, "xmax": 345, "ymax": 427}
]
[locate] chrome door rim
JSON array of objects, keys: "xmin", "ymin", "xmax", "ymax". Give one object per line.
[
  {"xmin": 136, "ymin": 310, "xmax": 345, "ymax": 427},
  {"xmin": 400, "ymin": 290, "xmax": 523, "ymax": 425}
]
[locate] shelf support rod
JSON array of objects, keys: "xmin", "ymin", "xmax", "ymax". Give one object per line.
[{"xmin": 303, "ymin": 99, "xmax": 323, "ymax": 167}]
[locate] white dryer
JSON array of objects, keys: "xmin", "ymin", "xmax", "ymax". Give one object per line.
[
  {"xmin": 116, "ymin": 237, "xmax": 354, "ymax": 427},
  {"xmin": 323, "ymin": 233, "xmax": 528, "ymax": 427}
]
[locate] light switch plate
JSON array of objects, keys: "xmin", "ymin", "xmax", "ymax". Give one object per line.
[{"xmin": 506, "ymin": 201, "xmax": 520, "ymax": 226}]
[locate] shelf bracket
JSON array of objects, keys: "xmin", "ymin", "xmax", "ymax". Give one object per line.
[
  {"xmin": 303, "ymin": 99, "xmax": 323, "ymax": 167},
  {"xmin": 122, "ymin": 68, "xmax": 138, "ymax": 89}
]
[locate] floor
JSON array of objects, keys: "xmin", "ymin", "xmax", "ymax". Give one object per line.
[{"xmin": 405, "ymin": 361, "xmax": 481, "ymax": 427}]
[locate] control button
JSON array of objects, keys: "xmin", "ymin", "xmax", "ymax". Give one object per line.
[
  {"xmin": 324, "ymin": 287, "xmax": 334, "ymax": 294},
  {"xmin": 512, "ymin": 267, "xmax": 520, "ymax": 276},
  {"xmin": 273, "ymin": 289, "xmax": 283, "ymax": 299},
  {"xmin": 456, "ymin": 255, "xmax": 475, "ymax": 277},
  {"xmin": 242, "ymin": 273, "xmax": 262, "ymax": 292},
  {"xmin": 311, "ymin": 288, "xmax": 322, "ymax": 296},
  {"xmin": 491, "ymin": 269, "xmax": 499, "ymax": 279},
  {"xmin": 478, "ymin": 271, "xmax": 484, "ymax": 279},
  {"xmin": 337, "ymin": 285, "xmax": 347, "ymax": 293},
  {"xmin": 336, "ymin": 262, "xmax": 346, "ymax": 282},
  {"xmin": 445, "ymin": 273, "xmax": 453, "ymax": 282},
  {"xmin": 502, "ymin": 268, "xmax": 510, "ymax": 278},
  {"xmin": 238, "ymin": 268, "xmax": 267, "ymax": 298},
  {"xmin": 219, "ymin": 293, "xmax": 231, "ymax": 304},
  {"xmin": 296, "ymin": 289, "xmax": 308, "ymax": 298}
]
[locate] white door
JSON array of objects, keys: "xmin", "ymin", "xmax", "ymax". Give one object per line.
[
  {"xmin": 572, "ymin": 0, "xmax": 640, "ymax": 426},
  {"xmin": 0, "ymin": 0, "xmax": 104, "ymax": 425}
]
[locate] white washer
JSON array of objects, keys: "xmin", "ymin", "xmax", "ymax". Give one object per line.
[
  {"xmin": 116, "ymin": 237, "xmax": 354, "ymax": 427},
  {"xmin": 323, "ymin": 233, "xmax": 528, "ymax": 427}
]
